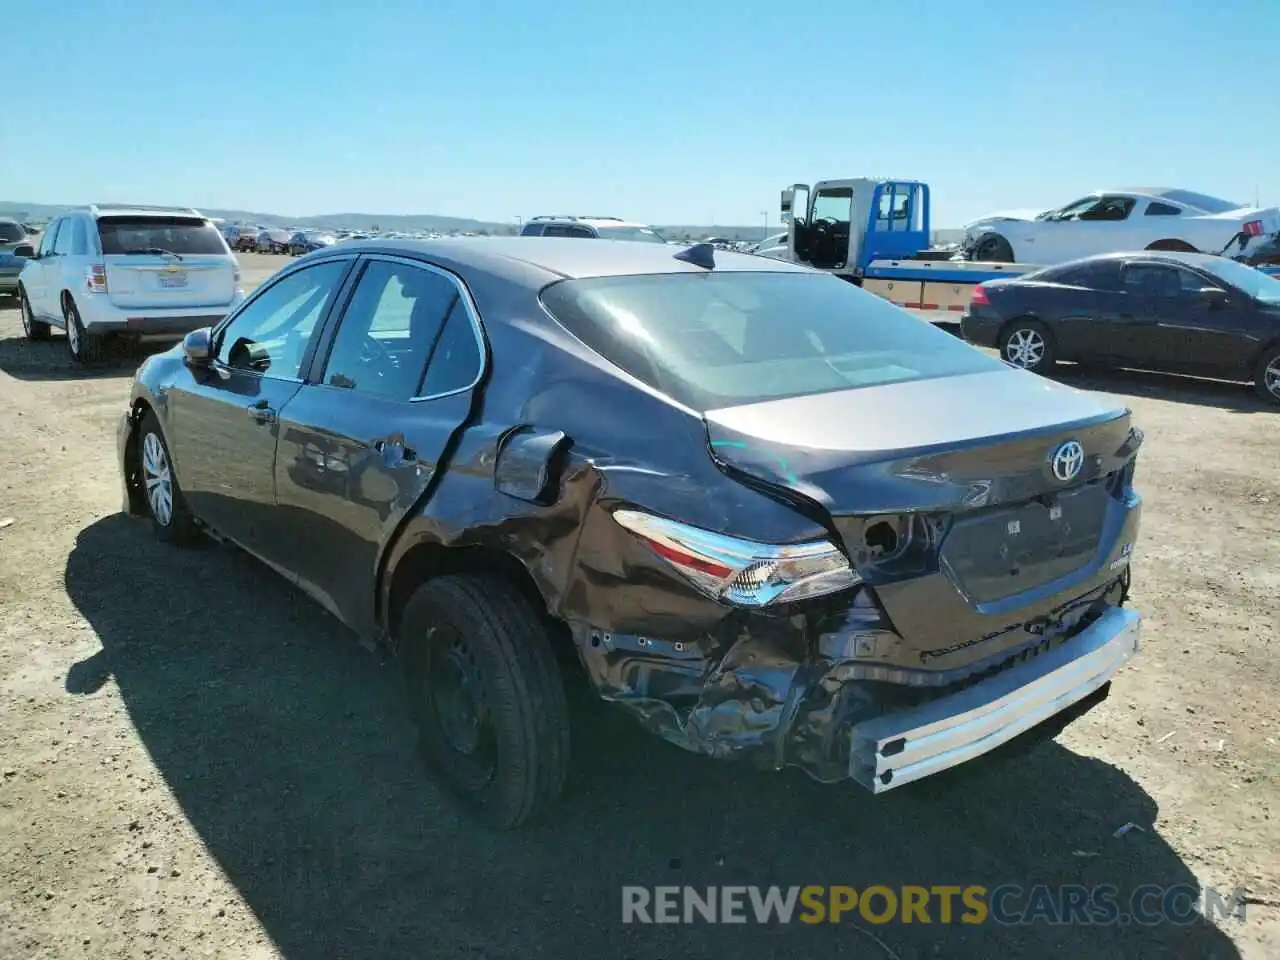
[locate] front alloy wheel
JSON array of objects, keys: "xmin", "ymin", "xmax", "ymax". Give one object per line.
[
  {"xmin": 1256, "ymin": 347, "xmax": 1280, "ymax": 404},
  {"xmin": 137, "ymin": 412, "xmax": 199, "ymax": 544},
  {"xmin": 1000, "ymin": 321, "xmax": 1056, "ymax": 373}
]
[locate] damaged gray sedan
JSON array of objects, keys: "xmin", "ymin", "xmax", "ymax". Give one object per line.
[{"xmin": 116, "ymin": 236, "xmax": 1143, "ymax": 828}]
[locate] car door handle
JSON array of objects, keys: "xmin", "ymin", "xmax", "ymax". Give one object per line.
[{"xmin": 246, "ymin": 400, "xmax": 276, "ymax": 424}]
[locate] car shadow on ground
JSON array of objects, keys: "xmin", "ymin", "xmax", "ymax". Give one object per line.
[
  {"xmin": 1055, "ymin": 364, "xmax": 1273, "ymax": 414},
  {"xmin": 64, "ymin": 514, "xmax": 1242, "ymax": 960},
  {"xmin": 0, "ymin": 329, "xmax": 170, "ymax": 382}
]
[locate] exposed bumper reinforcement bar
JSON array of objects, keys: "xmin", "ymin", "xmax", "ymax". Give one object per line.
[{"xmin": 848, "ymin": 605, "xmax": 1141, "ymax": 792}]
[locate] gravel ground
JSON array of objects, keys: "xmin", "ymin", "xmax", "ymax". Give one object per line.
[{"xmin": 0, "ymin": 253, "xmax": 1276, "ymax": 959}]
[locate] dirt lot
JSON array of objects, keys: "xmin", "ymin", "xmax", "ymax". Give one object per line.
[{"xmin": 0, "ymin": 252, "xmax": 1277, "ymax": 959}]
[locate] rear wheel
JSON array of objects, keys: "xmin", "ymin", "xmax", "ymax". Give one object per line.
[
  {"xmin": 999, "ymin": 319, "xmax": 1056, "ymax": 373},
  {"xmin": 1254, "ymin": 345, "xmax": 1280, "ymax": 404},
  {"xmin": 64, "ymin": 296, "xmax": 103, "ymax": 364},
  {"xmin": 972, "ymin": 233, "xmax": 1014, "ymax": 262},
  {"xmin": 400, "ymin": 575, "xmax": 570, "ymax": 830},
  {"xmin": 18, "ymin": 288, "xmax": 50, "ymax": 341}
]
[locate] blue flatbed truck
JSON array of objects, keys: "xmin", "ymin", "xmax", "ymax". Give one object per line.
[{"xmin": 755, "ymin": 178, "xmax": 1280, "ymax": 322}]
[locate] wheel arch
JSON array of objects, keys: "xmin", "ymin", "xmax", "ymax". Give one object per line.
[
  {"xmin": 1249, "ymin": 335, "xmax": 1280, "ymax": 372},
  {"xmin": 1144, "ymin": 238, "xmax": 1198, "ymax": 253},
  {"xmin": 121, "ymin": 397, "xmax": 157, "ymax": 517},
  {"xmin": 383, "ymin": 540, "xmax": 576, "ymax": 664}
]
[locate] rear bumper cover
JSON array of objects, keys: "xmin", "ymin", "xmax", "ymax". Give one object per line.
[{"xmin": 847, "ymin": 605, "xmax": 1140, "ymax": 792}]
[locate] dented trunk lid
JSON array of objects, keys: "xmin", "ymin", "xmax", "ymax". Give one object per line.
[{"xmin": 703, "ymin": 368, "xmax": 1141, "ymax": 670}]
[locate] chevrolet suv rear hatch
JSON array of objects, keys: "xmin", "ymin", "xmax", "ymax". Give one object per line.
[{"xmin": 97, "ymin": 216, "xmax": 237, "ymax": 310}]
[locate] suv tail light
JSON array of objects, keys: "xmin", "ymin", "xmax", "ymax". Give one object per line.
[
  {"xmin": 85, "ymin": 263, "xmax": 108, "ymax": 294},
  {"xmin": 1243, "ymin": 220, "xmax": 1264, "ymax": 237},
  {"xmin": 612, "ymin": 509, "xmax": 861, "ymax": 606},
  {"xmin": 970, "ymin": 284, "xmax": 990, "ymax": 306}
]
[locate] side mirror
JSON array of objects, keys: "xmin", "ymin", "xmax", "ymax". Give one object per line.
[
  {"xmin": 1198, "ymin": 287, "xmax": 1228, "ymax": 308},
  {"xmin": 182, "ymin": 327, "xmax": 213, "ymax": 366},
  {"xmin": 12, "ymin": 244, "xmax": 34, "ymax": 258},
  {"xmin": 780, "ymin": 188, "xmax": 794, "ymax": 217}
]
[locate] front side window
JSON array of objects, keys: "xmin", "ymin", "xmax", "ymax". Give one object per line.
[
  {"xmin": 812, "ymin": 188, "xmax": 853, "ymax": 224},
  {"xmin": 540, "ymin": 271, "xmax": 1005, "ymax": 411},
  {"xmin": 216, "ymin": 259, "xmax": 350, "ymax": 378},
  {"xmin": 319, "ymin": 260, "xmax": 461, "ymax": 400},
  {"xmin": 98, "ymin": 216, "xmax": 228, "ymax": 256},
  {"xmin": 1121, "ymin": 263, "xmax": 1185, "ymax": 298}
]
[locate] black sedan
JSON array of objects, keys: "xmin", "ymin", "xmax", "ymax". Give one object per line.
[
  {"xmin": 116, "ymin": 238, "xmax": 1143, "ymax": 827},
  {"xmin": 960, "ymin": 251, "xmax": 1280, "ymax": 402}
]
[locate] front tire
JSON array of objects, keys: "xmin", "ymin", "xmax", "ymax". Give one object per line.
[
  {"xmin": 19, "ymin": 288, "xmax": 50, "ymax": 341},
  {"xmin": 137, "ymin": 412, "xmax": 200, "ymax": 545},
  {"xmin": 400, "ymin": 575, "xmax": 570, "ymax": 830},
  {"xmin": 1254, "ymin": 345, "xmax": 1280, "ymax": 404},
  {"xmin": 999, "ymin": 319, "xmax": 1057, "ymax": 373},
  {"xmin": 64, "ymin": 297, "xmax": 103, "ymax": 364}
]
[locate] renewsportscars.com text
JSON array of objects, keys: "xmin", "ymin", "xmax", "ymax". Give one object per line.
[{"xmin": 621, "ymin": 884, "xmax": 1246, "ymax": 926}]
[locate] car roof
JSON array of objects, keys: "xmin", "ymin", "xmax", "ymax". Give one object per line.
[
  {"xmin": 1020, "ymin": 251, "xmax": 1234, "ymax": 280},
  {"xmin": 329, "ymin": 236, "xmax": 814, "ymax": 281}
]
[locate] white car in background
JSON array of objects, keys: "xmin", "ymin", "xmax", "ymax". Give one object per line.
[{"xmin": 962, "ymin": 188, "xmax": 1280, "ymax": 264}]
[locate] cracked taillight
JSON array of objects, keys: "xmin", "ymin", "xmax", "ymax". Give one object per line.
[{"xmin": 613, "ymin": 509, "xmax": 861, "ymax": 606}]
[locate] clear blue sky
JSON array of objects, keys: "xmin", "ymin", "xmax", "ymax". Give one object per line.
[{"xmin": 3, "ymin": 0, "xmax": 1275, "ymax": 227}]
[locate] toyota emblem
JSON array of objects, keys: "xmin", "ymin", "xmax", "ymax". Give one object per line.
[{"xmin": 1050, "ymin": 440, "xmax": 1085, "ymax": 482}]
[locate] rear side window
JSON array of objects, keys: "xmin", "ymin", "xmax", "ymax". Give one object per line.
[
  {"xmin": 53, "ymin": 220, "xmax": 77, "ymax": 255},
  {"xmin": 543, "ymin": 224, "xmax": 594, "ymax": 238},
  {"xmin": 97, "ymin": 216, "xmax": 228, "ymax": 256},
  {"xmin": 540, "ymin": 271, "xmax": 1004, "ymax": 411},
  {"xmin": 1145, "ymin": 202, "xmax": 1181, "ymax": 217},
  {"xmin": 520, "ymin": 223, "xmax": 544, "ymax": 236},
  {"xmin": 1046, "ymin": 261, "xmax": 1121, "ymax": 290}
]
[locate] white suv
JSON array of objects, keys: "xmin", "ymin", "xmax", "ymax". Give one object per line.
[{"xmin": 15, "ymin": 204, "xmax": 245, "ymax": 363}]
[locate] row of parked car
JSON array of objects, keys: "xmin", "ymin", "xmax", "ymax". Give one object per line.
[{"xmin": 222, "ymin": 225, "xmax": 339, "ymax": 256}]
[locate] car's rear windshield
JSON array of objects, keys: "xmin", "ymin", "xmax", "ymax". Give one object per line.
[
  {"xmin": 97, "ymin": 216, "xmax": 227, "ymax": 255},
  {"xmin": 597, "ymin": 226, "xmax": 666, "ymax": 243},
  {"xmin": 0, "ymin": 221, "xmax": 25, "ymax": 243},
  {"xmin": 539, "ymin": 271, "xmax": 1005, "ymax": 411},
  {"xmin": 1200, "ymin": 257, "xmax": 1280, "ymax": 305}
]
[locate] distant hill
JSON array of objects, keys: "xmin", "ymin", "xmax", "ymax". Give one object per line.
[
  {"xmin": 0, "ymin": 201, "xmax": 960, "ymax": 245},
  {"xmin": 0, "ymin": 200, "xmax": 787, "ymax": 241}
]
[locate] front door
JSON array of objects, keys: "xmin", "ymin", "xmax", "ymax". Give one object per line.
[
  {"xmin": 165, "ymin": 257, "xmax": 354, "ymax": 557},
  {"xmin": 271, "ymin": 256, "xmax": 485, "ymax": 633}
]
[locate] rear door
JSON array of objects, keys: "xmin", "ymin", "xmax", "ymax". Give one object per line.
[
  {"xmin": 97, "ymin": 215, "xmax": 238, "ymax": 309},
  {"xmin": 165, "ymin": 257, "xmax": 355, "ymax": 556},
  {"xmin": 271, "ymin": 255, "xmax": 486, "ymax": 632}
]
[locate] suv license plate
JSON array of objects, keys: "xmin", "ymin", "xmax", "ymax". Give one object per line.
[{"xmin": 158, "ymin": 273, "xmax": 188, "ymax": 288}]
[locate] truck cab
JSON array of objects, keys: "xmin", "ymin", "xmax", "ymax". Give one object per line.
[
  {"xmin": 772, "ymin": 179, "xmax": 941, "ymax": 277},
  {"xmin": 762, "ymin": 178, "xmax": 1034, "ymax": 323}
]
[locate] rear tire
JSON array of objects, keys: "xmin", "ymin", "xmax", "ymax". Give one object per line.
[
  {"xmin": 999, "ymin": 319, "xmax": 1056, "ymax": 374},
  {"xmin": 400, "ymin": 575, "xmax": 570, "ymax": 830},
  {"xmin": 973, "ymin": 233, "xmax": 1015, "ymax": 263},
  {"xmin": 1254, "ymin": 345, "xmax": 1280, "ymax": 404},
  {"xmin": 64, "ymin": 296, "xmax": 103, "ymax": 364},
  {"xmin": 19, "ymin": 288, "xmax": 50, "ymax": 341}
]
